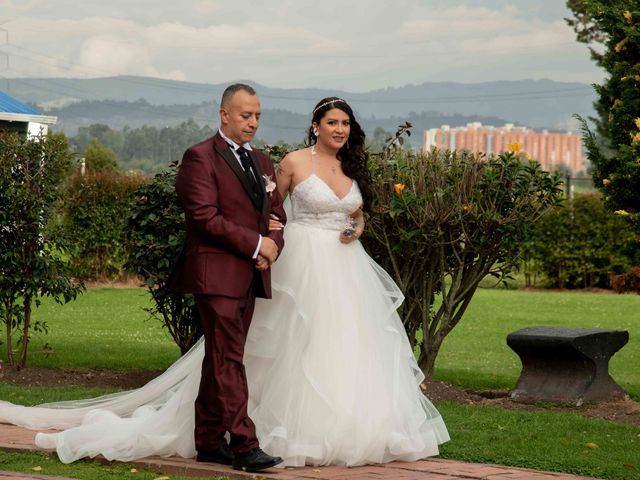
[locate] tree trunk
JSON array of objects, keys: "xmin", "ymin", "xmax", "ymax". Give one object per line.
[
  {"xmin": 19, "ymin": 293, "xmax": 32, "ymax": 369},
  {"xmin": 418, "ymin": 344, "xmax": 439, "ymax": 379},
  {"xmin": 3, "ymin": 297, "xmax": 15, "ymax": 366},
  {"xmin": 418, "ymin": 326, "xmax": 444, "ymax": 379}
]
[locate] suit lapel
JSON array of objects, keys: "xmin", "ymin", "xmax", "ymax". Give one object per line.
[{"xmin": 215, "ymin": 143, "xmax": 264, "ymax": 212}]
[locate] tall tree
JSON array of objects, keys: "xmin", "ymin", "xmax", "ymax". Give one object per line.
[
  {"xmin": 567, "ymin": 1, "xmax": 640, "ymax": 231},
  {"xmin": 565, "ymin": 0, "xmax": 608, "ymax": 66},
  {"xmin": 83, "ymin": 138, "xmax": 119, "ymax": 172},
  {"xmin": 0, "ymin": 131, "xmax": 83, "ymax": 367}
]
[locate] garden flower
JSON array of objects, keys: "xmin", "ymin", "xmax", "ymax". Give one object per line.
[
  {"xmin": 614, "ymin": 210, "xmax": 630, "ymax": 216},
  {"xmin": 614, "ymin": 37, "xmax": 629, "ymax": 53},
  {"xmin": 394, "ymin": 183, "xmax": 405, "ymax": 194},
  {"xmin": 624, "ymin": 10, "xmax": 633, "ymax": 23},
  {"xmin": 507, "ymin": 141, "xmax": 523, "ymax": 154},
  {"xmin": 462, "ymin": 204, "xmax": 473, "ymax": 213},
  {"xmin": 602, "ymin": 179, "xmax": 611, "ymax": 186}
]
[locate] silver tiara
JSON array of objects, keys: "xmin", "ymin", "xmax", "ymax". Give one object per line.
[{"xmin": 313, "ymin": 98, "xmax": 347, "ymax": 114}]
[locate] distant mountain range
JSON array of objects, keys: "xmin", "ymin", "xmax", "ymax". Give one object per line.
[{"xmin": 1, "ymin": 76, "xmax": 597, "ymax": 144}]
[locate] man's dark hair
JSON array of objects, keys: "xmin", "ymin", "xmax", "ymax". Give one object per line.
[{"xmin": 221, "ymin": 83, "xmax": 256, "ymax": 107}]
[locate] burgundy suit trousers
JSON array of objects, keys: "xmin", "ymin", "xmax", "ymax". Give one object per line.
[{"xmin": 194, "ymin": 288, "xmax": 259, "ymax": 454}]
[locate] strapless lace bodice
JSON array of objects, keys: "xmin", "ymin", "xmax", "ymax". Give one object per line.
[{"xmin": 289, "ymin": 174, "xmax": 362, "ymax": 231}]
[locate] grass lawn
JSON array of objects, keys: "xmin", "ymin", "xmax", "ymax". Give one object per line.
[
  {"xmin": 0, "ymin": 384, "xmax": 120, "ymax": 406},
  {"xmin": 439, "ymin": 402, "xmax": 639, "ymax": 480},
  {"xmin": 1, "ymin": 286, "xmax": 639, "ymax": 479},
  {"xmin": 4, "ymin": 288, "xmax": 182, "ymax": 370}
]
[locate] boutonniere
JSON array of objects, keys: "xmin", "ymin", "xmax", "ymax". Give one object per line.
[{"xmin": 262, "ymin": 174, "xmax": 276, "ymax": 197}]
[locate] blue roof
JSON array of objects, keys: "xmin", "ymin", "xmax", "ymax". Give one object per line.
[{"xmin": 0, "ymin": 91, "xmax": 41, "ymax": 115}]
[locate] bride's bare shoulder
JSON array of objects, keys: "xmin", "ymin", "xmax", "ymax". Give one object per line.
[{"xmin": 280, "ymin": 147, "xmax": 312, "ymax": 172}]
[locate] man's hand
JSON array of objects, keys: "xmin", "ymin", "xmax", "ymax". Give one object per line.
[
  {"xmin": 255, "ymin": 254, "xmax": 270, "ymax": 271},
  {"xmin": 259, "ymin": 236, "xmax": 278, "ymax": 264}
]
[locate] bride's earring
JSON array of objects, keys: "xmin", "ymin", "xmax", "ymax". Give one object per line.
[{"xmin": 313, "ymin": 128, "xmax": 319, "ymax": 137}]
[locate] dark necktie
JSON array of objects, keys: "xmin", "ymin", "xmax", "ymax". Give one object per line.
[{"xmin": 236, "ymin": 146, "xmax": 260, "ymax": 198}]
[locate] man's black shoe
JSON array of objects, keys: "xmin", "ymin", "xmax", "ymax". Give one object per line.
[
  {"xmin": 196, "ymin": 445, "xmax": 234, "ymax": 465},
  {"xmin": 232, "ymin": 447, "xmax": 283, "ymax": 472}
]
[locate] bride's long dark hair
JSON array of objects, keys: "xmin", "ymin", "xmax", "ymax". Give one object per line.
[{"xmin": 307, "ymin": 97, "xmax": 373, "ymax": 212}]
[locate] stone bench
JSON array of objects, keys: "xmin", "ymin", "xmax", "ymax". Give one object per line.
[{"xmin": 506, "ymin": 326, "xmax": 629, "ymax": 406}]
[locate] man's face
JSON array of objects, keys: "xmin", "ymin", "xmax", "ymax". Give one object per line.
[{"xmin": 219, "ymin": 90, "xmax": 261, "ymax": 145}]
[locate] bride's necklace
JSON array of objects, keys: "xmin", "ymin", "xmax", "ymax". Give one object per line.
[{"xmin": 311, "ymin": 145, "xmax": 338, "ymax": 175}]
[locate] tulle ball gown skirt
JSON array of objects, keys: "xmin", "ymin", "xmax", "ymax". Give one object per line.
[{"xmin": 245, "ymin": 222, "xmax": 449, "ymax": 467}]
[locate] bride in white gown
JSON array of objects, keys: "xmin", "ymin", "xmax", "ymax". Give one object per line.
[{"xmin": 0, "ymin": 97, "xmax": 449, "ymax": 467}]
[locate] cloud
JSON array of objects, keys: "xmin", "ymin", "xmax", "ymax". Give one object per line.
[
  {"xmin": 0, "ymin": 1, "xmax": 602, "ymax": 90},
  {"xmin": 398, "ymin": 6, "xmax": 576, "ymax": 59},
  {"xmin": 193, "ymin": 1, "xmax": 221, "ymax": 14},
  {"xmin": 78, "ymin": 34, "xmax": 150, "ymax": 74}
]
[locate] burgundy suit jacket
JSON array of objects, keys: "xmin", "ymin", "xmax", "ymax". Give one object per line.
[{"xmin": 173, "ymin": 133, "xmax": 286, "ymax": 299}]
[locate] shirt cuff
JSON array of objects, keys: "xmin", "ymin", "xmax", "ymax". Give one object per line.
[{"xmin": 252, "ymin": 234, "xmax": 262, "ymax": 259}]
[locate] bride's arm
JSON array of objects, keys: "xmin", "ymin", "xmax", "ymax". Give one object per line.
[
  {"xmin": 267, "ymin": 154, "xmax": 294, "ymax": 232},
  {"xmin": 275, "ymin": 154, "xmax": 294, "ymax": 200}
]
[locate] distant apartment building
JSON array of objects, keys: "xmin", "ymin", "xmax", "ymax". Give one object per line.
[{"xmin": 422, "ymin": 122, "xmax": 585, "ymax": 173}]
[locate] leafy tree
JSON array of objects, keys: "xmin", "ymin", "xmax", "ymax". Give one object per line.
[
  {"xmin": 568, "ymin": 1, "xmax": 640, "ymax": 231},
  {"xmin": 363, "ymin": 130, "xmax": 563, "ymax": 377},
  {"xmin": 0, "ymin": 131, "xmax": 83, "ymax": 368},
  {"xmin": 70, "ymin": 120, "xmax": 215, "ymax": 174},
  {"xmin": 565, "ymin": 0, "xmax": 607, "ymax": 66},
  {"xmin": 73, "ymin": 124, "xmax": 124, "ymax": 155},
  {"xmin": 83, "ymin": 138, "xmax": 119, "ymax": 172}
]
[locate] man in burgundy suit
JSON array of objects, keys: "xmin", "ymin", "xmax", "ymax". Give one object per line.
[{"xmin": 174, "ymin": 84, "xmax": 286, "ymax": 472}]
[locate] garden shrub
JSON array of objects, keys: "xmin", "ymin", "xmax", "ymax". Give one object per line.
[
  {"xmin": 51, "ymin": 171, "xmax": 147, "ymax": 280},
  {"xmin": 0, "ymin": 131, "xmax": 83, "ymax": 367},
  {"xmin": 610, "ymin": 266, "xmax": 640, "ymax": 294},
  {"xmin": 524, "ymin": 193, "xmax": 640, "ymax": 289},
  {"xmin": 126, "ymin": 162, "xmax": 201, "ymax": 354},
  {"xmin": 363, "ymin": 132, "xmax": 563, "ymax": 377}
]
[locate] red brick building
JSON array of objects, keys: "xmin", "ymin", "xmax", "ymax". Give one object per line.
[{"xmin": 422, "ymin": 122, "xmax": 585, "ymax": 173}]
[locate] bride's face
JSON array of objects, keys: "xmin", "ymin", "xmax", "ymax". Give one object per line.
[{"xmin": 314, "ymin": 108, "xmax": 350, "ymax": 150}]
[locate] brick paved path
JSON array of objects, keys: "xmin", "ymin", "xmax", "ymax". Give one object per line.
[{"xmin": 0, "ymin": 424, "xmax": 600, "ymax": 479}]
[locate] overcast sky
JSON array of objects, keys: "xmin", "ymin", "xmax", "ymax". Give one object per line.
[{"xmin": 0, "ymin": 0, "xmax": 603, "ymax": 92}]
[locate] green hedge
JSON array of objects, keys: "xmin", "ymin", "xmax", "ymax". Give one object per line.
[
  {"xmin": 50, "ymin": 171, "xmax": 148, "ymax": 280},
  {"xmin": 524, "ymin": 193, "xmax": 640, "ymax": 289}
]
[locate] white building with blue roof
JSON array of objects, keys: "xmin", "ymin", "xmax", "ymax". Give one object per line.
[{"xmin": 0, "ymin": 90, "xmax": 57, "ymax": 137}]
